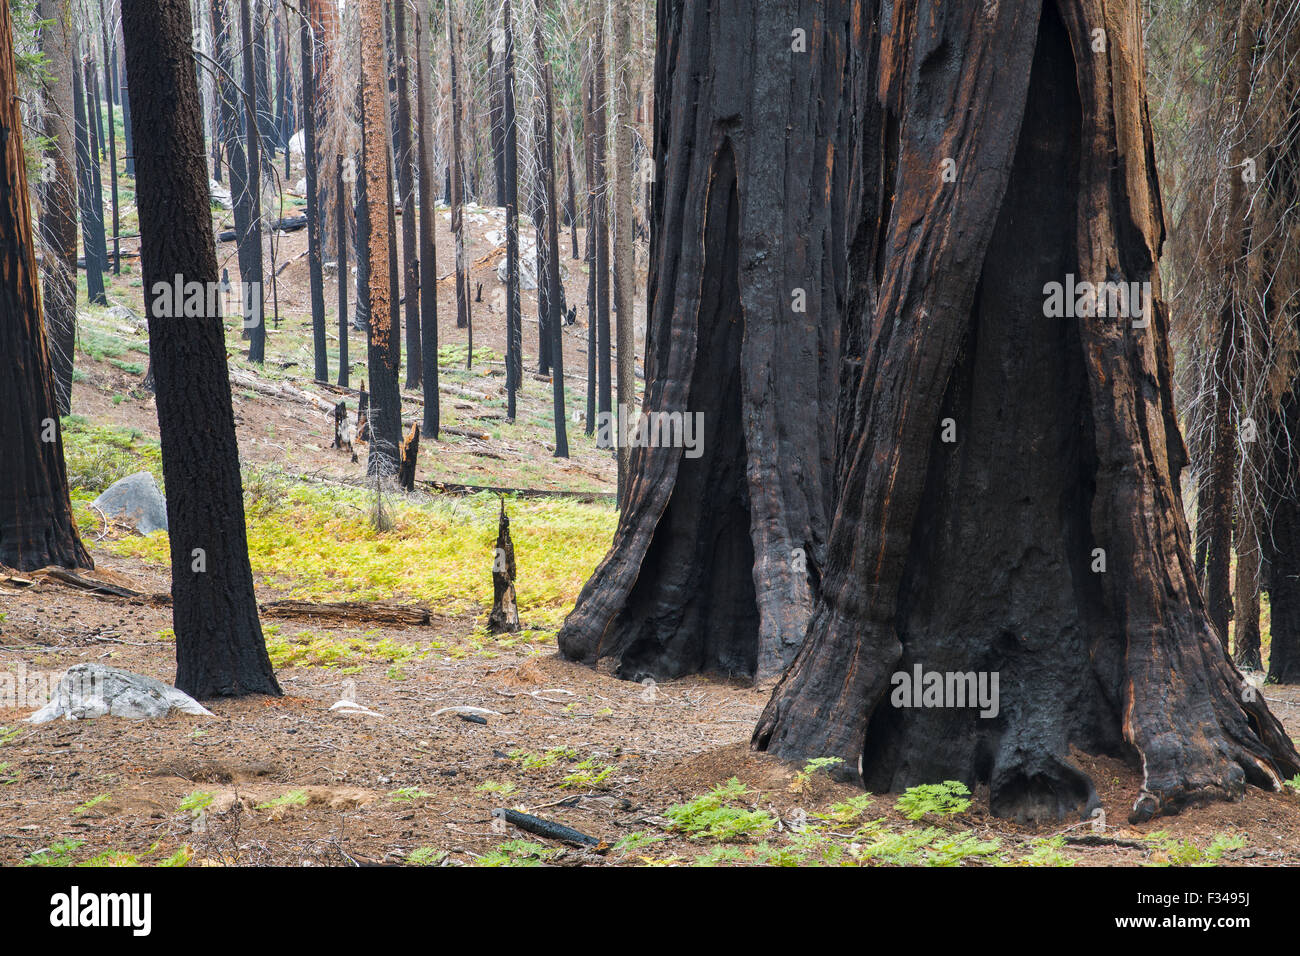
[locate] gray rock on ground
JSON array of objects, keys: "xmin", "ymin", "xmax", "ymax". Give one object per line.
[
  {"xmin": 27, "ymin": 663, "xmax": 214, "ymax": 724},
  {"xmin": 92, "ymin": 472, "xmax": 168, "ymax": 534}
]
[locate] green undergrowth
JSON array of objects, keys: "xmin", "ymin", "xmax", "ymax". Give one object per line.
[
  {"xmin": 108, "ymin": 467, "xmax": 616, "ymax": 632},
  {"xmin": 61, "ymin": 417, "xmax": 164, "ymax": 499}
]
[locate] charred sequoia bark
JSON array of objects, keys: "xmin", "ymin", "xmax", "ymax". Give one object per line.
[
  {"xmin": 556, "ymin": 0, "xmax": 849, "ymax": 681},
  {"xmin": 37, "ymin": 0, "xmax": 78, "ymax": 414},
  {"xmin": 754, "ymin": 0, "xmax": 1300, "ymax": 823},
  {"xmin": 122, "ymin": 0, "xmax": 280, "ymax": 698},
  {"xmin": 0, "ymin": 0, "xmax": 92, "ymax": 572},
  {"xmin": 416, "ymin": 2, "xmax": 439, "ymax": 440}
]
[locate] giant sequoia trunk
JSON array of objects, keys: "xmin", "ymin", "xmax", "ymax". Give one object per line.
[
  {"xmin": 753, "ymin": 0, "xmax": 1300, "ymax": 823},
  {"xmin": 121, "ymin": 0, "xmax": 280, "ymax": 698},
  {"xmin": 556, "ymin": 0, "xmax": 849, "ymax": 681},
  {"xmin": 0, "ymin": 0, "xmax": 92, "ymax": 572}
]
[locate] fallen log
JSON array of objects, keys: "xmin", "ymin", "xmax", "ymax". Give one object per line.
[
  {"xmin": 229, "ymin": 368, "xmax": 336, "ymax": 415},
  {"xmin": 420, "ymin": 480, "xmax": 615, "ymax": 502},
  {"xmin": 259, "ymin": 600, "xmax": 433, "ymax": 625},
  {"xmin": 492, "ymin": 808, "xmax": 606, "ymax": 850}
]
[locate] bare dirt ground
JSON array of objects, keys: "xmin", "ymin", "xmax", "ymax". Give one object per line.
[
  {"xmin": 4, "ymin": 555, "xmax": 1300, "ymax": 866},
  {"xmin": 5, "ymin": 176, "xmax": 1300, "ymax": 867}
]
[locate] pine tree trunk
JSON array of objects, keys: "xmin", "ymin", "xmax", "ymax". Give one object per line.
[
  {"xmin": 121, "ymin": 0, "xmax": 280, "ymax": 698},
  {"xmin": 239, "ymin": 0, "xmax": 266, "ymax": 362},
  {"xmin": 336, "ymin": 159, "xmax": 350, "ymax": 387},
  {"xmin": 301, "ymin": 8, "xmax": 327, "ymax": 382},
  {"xmin": 447, "ymin": 1, "xmax": 470, "ymax": 333},
  {"xmin": 359, "ymin": 0, "xmax": 401, "ymax": 475},
  {"xmin": 37, "ymin": 0, "xmax": 78, "ymax": 414},
  {"xmin": 100, "ymin": 0, "xmax": 120, "ymax": 275},
  {"xmin": 752, "ymin": 0, "xmax": 1300, "ymax": 824},
  {"xmin": 610, "ymin": 0, "xmax": 635, "ymax": 503},
  {"xmin": 592, "ymin": 24, "xmax": 611, "ymax": 443},
  {"xmin": 74, "ymin": 60, "xmax": 107, "ymax": 306},
  {"xmin": 503, "ymin": 0, "xmax": 522, "ymax": 422},
  {"xmin": 393, "ymin": 0, "xmax": 420, "ymax": 389},
  {"xmin": 416, "ymin": 2, "xmax": 439, "ymax": 440},
  {"xmin": 0, "ymin": 0, "xmax": 92, "ymax": 571},
  {"xmin": 488, "ymin": 35, "xmax": 506, "ymax": 208}
]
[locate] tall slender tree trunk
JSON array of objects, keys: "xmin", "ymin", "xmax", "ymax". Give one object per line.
[
  {"xmin": 543, "ymin": 59, "xmax": 568, "ymax": 458},
  {"xmin": 610, "ymin": 0, "xmax": 635, "ymax": 503},
  {"xmin": 99, "ymin": 0, "xmax": 120, "ymax": 274},
  {"xmin": 393, "ymin": 0, "xmax": 420, "ymax": 389},
  {"xmin": 752, "ymin": 0, "xmax": 1299, "ymax": 824},
  {"xmin": 447, "ymin": 0, "xmax": 469, "ymax": 333},
  {"xmin": 239, "ymin": 0, "xmax": 267, "ymax": 362},
  {"xmin": 584, "ymin": 52, "xmax": 596, "ymax": 437},
  {"xmin": 416, "ymin": 2, "xmax": 438, "ymax": 440},
  {"xmin": 592, "ymin": 23, "xmax": 610, "ymax": 443},
  {"xmin": 0, "ymin": 0, "xmax": 92, "ymax": 571},
  {"xmin": 301, "ymin": 8, "xmax": 327, "ymax": 382},
  {"xmin": 37, "ymin": 0, "xmax": 79, "ymax": 414},
  {"xmin": 337, "ymin": 159, "xmax": 350, "ymax": 387},
  {"xmin": 359, "ymin": 0, "xmax": 401, "ymax": 474},
  {"xmin": 75, "ymin": 59, "xmax": 107, "ymax": 305},
  {"xmin": 122, "ymin": 0, "xmax": 280, "ymax": 697},
  {"xmin": 488, "ymin": 34, "xmax": 506, "ymax": 208},
  {"xmin": 117, "ymin": 20, "xmax": 132, "ymax": 176},
  {"xmin": 503, "ymin": 0, "xmax": 521, "ymax": 421}
]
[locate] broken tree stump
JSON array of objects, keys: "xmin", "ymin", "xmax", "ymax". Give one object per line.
[
  {"xmin": 488, "ymin": 498, "xmax": 520, "ymax": 634},
  {"xmin": 398, "ymin": 423, "xmax": 420, "ymax": 492},
  {"xmin": 357, "ymin": 382, "xmax": 370, "ymax": 443}
]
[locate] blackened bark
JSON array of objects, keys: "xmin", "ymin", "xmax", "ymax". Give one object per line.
[
  {"xmin": 447, "ymin": 1, "xmax": 469, "ymax": 333},
  {"xmin": 488, "ymin": 501, "xmax": 520, "ymax": 634},
  {"xmin": 74, "ymin": 61, "xmax": 107, "ymax": 306},
  {"xmin": 239, "ymin": 0, "xmax": 266, "ymax": 362},
  {"xmin": 1265, "ymin": 387, "xmax": 1300, "ymax": 683},
  {"xmin": 118, "ymin": 22, "xmax": 133, "ymax": 176},
  {"xmin": 557, "ymin": 0, "xmax": 846, "ymax": 681},
  {"xmin": 301, "ymin": 10, "xmax": 328, "ymax": 382},
  {"xmin": 100, "ymin": 0, "xmax": 120, "ymax": 274},
  {"xmin": 0, "ymin": 0, "xmax": 92, "ymax": 571},
  {"xmin": 753, "ymin": 0, "xmax": 1300, "ymax": 824},
  {"xmin": 393, "ymin": 0, "xmax": 420, "ymax": 389},
  {"xmin": 540, "ymin": 56, "xmax": 568, "ymax": 458},
  {"xmin": 37, "ymin": 0, "xmax": 78, "ymax": 414},
  {"xmin": 359, "ymin": 0, "xmax": 402, "ymax": 476},
  {"xmin": 584, "ymin": 56, "xmax": 595, "ymax": 436},
  {"xmin": 592, "ymin": 25, "xmax": 611, "ymax": 437},
  {"xmin": 416, "ymin": 3, "xmax": 439, "ymax": 439},
  {"xmin": 503, "ymin": 0, "xmax": 521, "ymax": 421},
  {"xmin": 122, "ymin": 0, "xmax": 280, "ymax": 698},
  {"xmin": 337, "ymin": 159, "xmax": 350, "ymax": 387}
]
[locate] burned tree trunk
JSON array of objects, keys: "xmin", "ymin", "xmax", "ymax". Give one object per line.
[
  {"xmin": 591, "ymin": 25, "xmax": 611, "ymax": 440},
  {"xmin": 73, "ymin": 60, "xmax": 106, "ymax": 306},
  {"xmin": 488, "ymin": 35, "xmax": 506, "ymax": 208},
  {"xmin": 358, "ymin": 0, "xmax": 402, "ymax": 475},
  {"xmin": 99, "ymin": 0, "xmax": 120, "ymax": 275},
  {"xmin": 239, "ymin": 0, "xmax": 267, "ymax": 362},
  {"xmin": 415, "ymin": 2, "xmax": 439, "ymax": 440},
  {"xmin": 753, "ymin": 0, "xmax": 1300, "ymax": 824},
  {"xmin": 0, "ymin": 0, "xmax": 92, "ymax": 571},
  {"xmin": 37, "ymin": 0, "xmax": 79, "ymax": 414},
  {"xmin": 556, "ymin": 0, "xmax": 847, "ymax": 681},
  {"xmin": 122, "ymin": 0, "xmax": 280, "ymax": 697},
  {"xmin": 393, "ymin": 0, "xmax": 420, "ymax": 389},
  {"xmin": 397, "ymin": 423, "xmax": 420, "ymax": 492},
  {"xmin": 502, "ymin": 0, "xmax": 522, "ymax": 422},
  {"xmin": 301, "ymin": 8, "xmax": 328, "ymax": 382},
  {"xmin": 336, "ymin": 160, "xmax": 350, "ymax": 387},
  {"xmin": 447, "ymin": 0, "xmax": 470, "ymax": 333},
  {"xmin": 488, "ymin": 500, "xmax": 520, "ymax": 634}
]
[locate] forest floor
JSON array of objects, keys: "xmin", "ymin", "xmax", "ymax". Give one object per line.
[{"xmin": 3, "ymin": 158, "xmax": 1300, "ymax": 867}]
